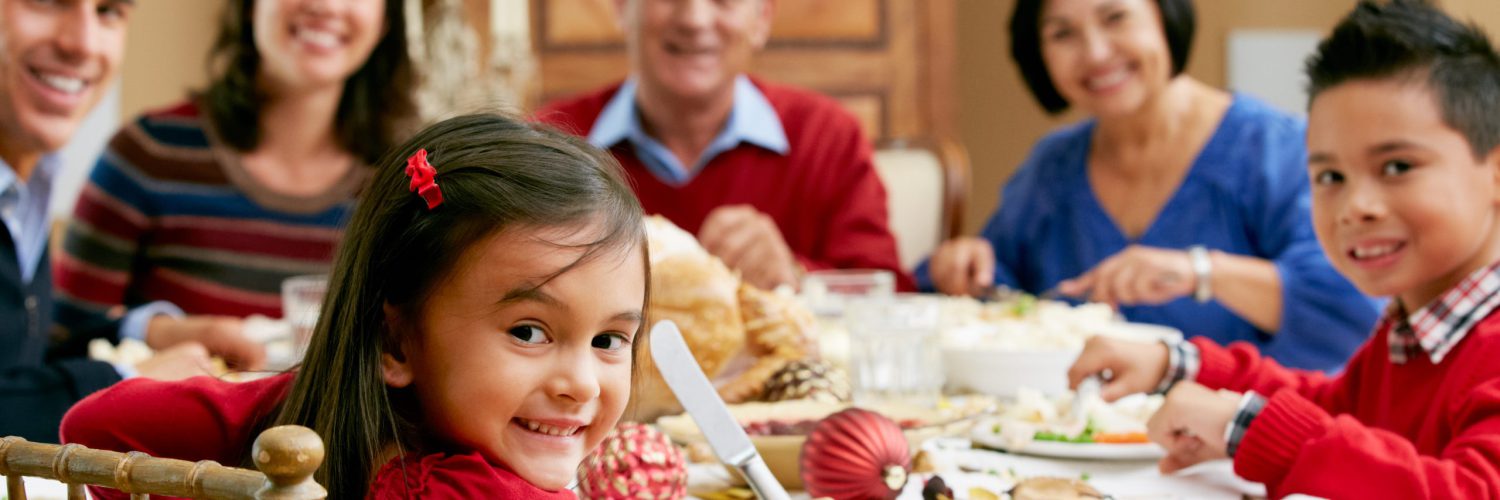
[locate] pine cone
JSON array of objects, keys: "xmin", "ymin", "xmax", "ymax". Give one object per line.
[{"xmin": 760, "ymin": 360, "xmax": 850, "ymax": 403}]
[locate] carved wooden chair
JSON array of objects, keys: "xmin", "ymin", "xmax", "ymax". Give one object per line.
[
  {"xmin": 873, "ymin": 137, "xmax": 970, "ymax": 272},
  {"xmin": 0, "ymin": 425, "xmax": 325, "ymax": 500}
]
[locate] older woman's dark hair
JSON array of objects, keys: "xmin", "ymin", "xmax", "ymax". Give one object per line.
[
  {"xmin": 1306, "ymin": 0, "xmax": 1500, "ymax": 158},
  {"xmin": 265, "ymin": 113, "xmax": 647, "ymax": 497},
  {"xmin": 1010, "ymin": 0, "xmax": 1196, "ymax": 114},
  {"xmin": 204, "ymin": 0, "xmax": 417, "ymax": 165}
]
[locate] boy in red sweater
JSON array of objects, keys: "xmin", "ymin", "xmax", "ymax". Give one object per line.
[{"xmin": 1069, "ymin": 1, "xmax": 1500, "ymax": 497}]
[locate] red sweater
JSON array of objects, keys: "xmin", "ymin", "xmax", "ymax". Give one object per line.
[
  {"xmin": 537, "ymin": 78, "xmax": 911, "ymax": 289},
  {"xmin": 1191, "ymin": 313, "xmax": 1500, "ymax": 498},
  {"xmin": 60, "ymin": 374, "xmax": 576, "ymax": 499}
]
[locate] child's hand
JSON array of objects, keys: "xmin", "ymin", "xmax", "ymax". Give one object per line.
[
  {"xmin": 147, "ymin": 315, "xmax": 267, "ymax": 370},
  {"xmin": 134, "ymin": 342, "xmax": 213, "ymax": 380},
  {"xmin": 1145, "ymin": 381, "xmax": 1241, "ymax": 473},
  {"xmin": 1068, "ymin": 336, "xmax": 1169, "ymax": 401}
]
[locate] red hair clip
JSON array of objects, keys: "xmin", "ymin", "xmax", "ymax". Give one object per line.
[{"xmin": 404, "ymin": 149, "xmax": 444, "ymax": 210}]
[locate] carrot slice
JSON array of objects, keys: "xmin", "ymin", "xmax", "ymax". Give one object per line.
[{"xmin": 1092, "ymin": 432, "xmax": 1150, "ymax": 444}]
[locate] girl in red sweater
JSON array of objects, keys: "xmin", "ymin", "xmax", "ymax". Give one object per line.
[
  {"xmin": 61, "ymin": 113, "xmax": 649, "ymax": 498},
  {"xmin": 1070, "ymin": 1, "xmax": 1500, "ymax": 498}
]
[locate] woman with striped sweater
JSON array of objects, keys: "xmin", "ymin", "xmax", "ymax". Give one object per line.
[{"xmin": 53, "ymin": 0, "xmax": 417, "ymax": 375}]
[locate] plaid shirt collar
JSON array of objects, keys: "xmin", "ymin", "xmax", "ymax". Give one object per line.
[{"xmin": 1387, "ymin": 260, "xmax": 1500, "ymax": 364}]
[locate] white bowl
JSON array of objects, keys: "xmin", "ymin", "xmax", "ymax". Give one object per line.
[
  {"xmin": 943, "ymin": 347, "xmax": 1079, "ymax": 397},
  {"xmin": 940, "ymin": 321, "xmax": 1181, "ymax": 398}
]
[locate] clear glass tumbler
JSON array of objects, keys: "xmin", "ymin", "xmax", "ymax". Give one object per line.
[
  {"xmin": 281, "ymin": 274, "xmax": 328, "ymax": 360},
  {"xmin": 845, "ymin": 294, "xmax": 944, "ymax": 408}
]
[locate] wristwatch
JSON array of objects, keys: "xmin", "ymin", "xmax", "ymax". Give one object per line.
[{"xmin": 1188, "ymin": 245, "xmax": 1213, "ymax": 303}]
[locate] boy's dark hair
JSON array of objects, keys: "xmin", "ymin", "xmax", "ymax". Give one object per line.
[
  {"xmin": 1307, "ymin": 0, "xmax": 1500, "ymax": 158},
  {"xmin": 268, "ymin": 113, "xmax": 647, "ymax": 496},
  {"xmin": 204, "ymin": 0, "xmax": 417, "ymax": 165},
  {"xmin": 1009, "ymin": 0, "xmax": 1196, "ymax": 114}
]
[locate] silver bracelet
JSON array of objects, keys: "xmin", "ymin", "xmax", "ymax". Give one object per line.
[{"xmin": 1189, "ymin": 245, "xmax": 1213, "ymax": 303}]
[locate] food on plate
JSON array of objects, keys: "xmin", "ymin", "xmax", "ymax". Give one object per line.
[
  {"xmin": 921, "ymin": 475, "xmax": 954, "ymax": 500},
  {"xmin": 967, "ymin": 487, "xmax": 1002, "ymax": 500},
  {"xmin": 743, "ymin": 414, "xmax": 925, "ymax": 436},
  {"xmin": 760, "ymin": 359, "xmax": 850, "ymax": 403},
  {"xmin": 636, "ymin": 216, "xmax": 817, "ymax": 420},
  {"xmin": 939, "ymin": 295, "xmax": 1171, "ymax": 351},
  {"xmin": 980, "ymin": 387, "xmax": 1162, "ymax": 449},
  {"xmin": 576, "ymin": 423, "xmax": 687, "ymax": 499},
  {"xmin": 1008, "ymin": 477, "xmax": 1105, "ymax": 500},
  {"xmin": 89, "ymin": 338, "xmax": 231, "ymax": 377},
  {"xmin": 800, "ymin": 408, "xmax": 910, "ymax": 500},
  {"xmin": 911, "ymin": 450, "xmax": 940, "ymax": 473}
]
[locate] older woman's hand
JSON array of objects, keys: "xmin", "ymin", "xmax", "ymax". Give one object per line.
[
  {"xmin": 1058, "ymin": 245, "xmax": 1195, "ymax": 306},
  {"xmin": 928, "ymin": 237, "xmax": 996, "ymax": 297}
]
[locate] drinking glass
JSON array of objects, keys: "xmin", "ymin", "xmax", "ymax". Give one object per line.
[
  {"xmin": 281, "ymin": 274, "xmax": 328, "ymax": 360},
  {"xmin": 844, "ymin": 294, "xmax": 944, "ymax": 407},
  {"xmin": 800, "ymin": 269, "xmax": 896, "ymax": 317}
]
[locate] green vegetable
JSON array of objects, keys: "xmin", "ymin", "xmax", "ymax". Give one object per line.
[
  {"xmin": 1008, "ymin": 294, "xmax": 1038, "ymax": 316},
  {"xmin": 1032, "ymin": 418, "xmax": 1099, "ymax": 443}
]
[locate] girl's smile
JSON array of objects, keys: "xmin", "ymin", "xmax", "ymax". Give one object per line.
[{"xmin": 382, "ymin": 222, "xmax": 645, "ymax": 490}]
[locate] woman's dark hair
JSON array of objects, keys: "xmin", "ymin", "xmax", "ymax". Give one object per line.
[
  {"xmin": 1306, "ymin": 0, "xmax": 1500, "ymax": 158},
  {"xmin": 1009, "ymin": 0, "xmax": 1196, "ymax": 114},
  {"xmin": 267, "ymin": 113, "xmax": 647, "ymax": 497},
  {"xmin": 204, "ymin": 0, "xmax": 417, "ymax": 165}
]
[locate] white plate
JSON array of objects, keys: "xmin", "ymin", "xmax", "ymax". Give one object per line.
[{"xmin": 969, "ymin": 428, "xmax": 1165, "ymax": 461}]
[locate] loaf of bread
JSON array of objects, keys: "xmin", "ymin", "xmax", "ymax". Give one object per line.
[{"xmin": 634, "ymin": 216, "xmax": 815, "ymax": 420}]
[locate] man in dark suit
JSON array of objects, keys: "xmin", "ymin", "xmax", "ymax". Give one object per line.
[{"xmin": 0, "ymin": 0, "xmax": 240, "ymax": 443}]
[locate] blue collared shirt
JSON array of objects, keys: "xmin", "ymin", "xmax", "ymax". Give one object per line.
[
  {"xmin": 588, "ymin": 75, "xmax": 790, "ymax": 185},
  {"xmin": 0, "ymin": 155, "xmax": 59, "ymax": 284},
  {"xmin": 0, "ymin": 155, "xmax": 178, "ymax": 379}
]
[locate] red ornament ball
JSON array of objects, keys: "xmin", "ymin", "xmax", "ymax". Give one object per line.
[
  {"xmin": 577, "ymin": 423, "xmax": 688, "ymax": 499},
  {"xmin": 800, "ymin": 408, "xmax": 911, "ymax": 500}
]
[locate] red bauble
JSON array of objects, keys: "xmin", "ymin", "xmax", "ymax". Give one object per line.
[
  {"xmin": 577, "ymin": 423, "xmax": 688, "ymax": 499},
  {"xmin": 799, "ymin": 408, "xmax": 911, "ymax": 499}
]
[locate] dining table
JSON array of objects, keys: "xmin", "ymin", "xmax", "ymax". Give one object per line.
[{"xmin": 683, "ymin": 437, "xmax": 1267, "ymax": 500}]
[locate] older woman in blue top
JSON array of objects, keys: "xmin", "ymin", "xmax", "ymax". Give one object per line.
[{"xmin": 918, "ymin": 0, "xmax": 1380, "ymax": 371}]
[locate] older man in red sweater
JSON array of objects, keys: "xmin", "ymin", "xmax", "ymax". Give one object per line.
[{"xmin": 537, "ymin": 0, "xmax": 907, "ymax": 291}]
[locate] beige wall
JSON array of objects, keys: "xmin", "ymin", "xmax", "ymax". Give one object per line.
[
  {"xmin": 113, "ymin": 0, "xmax": 1500, "ymax": 235},
  {"xmin": 1446, "ymin": 0, "xmax": 1500, "ymax": 31},
  {"xmin": 954, "ymin": 0, "xmax": 1361, "ymax": 234},
  {"xmin": 119, "ymin": 0, "xmax": 226, "ymax": 121}
]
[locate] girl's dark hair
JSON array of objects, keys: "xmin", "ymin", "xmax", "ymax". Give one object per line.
[
  {"xmin": 268, "ymin": 113, "xmax": 647, "ymax": 497},
  {"xmin": 204, "ymin": 0, "xmax": 417, "ymax": 165},
  {"xmin": 1009, "ymin": 0, "xmax": 1196, "ymax": 114},
  {"xmin": 1306, "ymin": 0, "xmax": 1500, "ymax": 158}
]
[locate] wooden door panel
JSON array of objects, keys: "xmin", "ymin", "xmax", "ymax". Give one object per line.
[
  {"xmin": 530, "ymin": 0, "xmax": 951, "ymax": 144},
  {"xmin": 537, "ymin": 0, "xmax": 884, "ymax": 49},
  {"xmin": 833, "ymin": 93, "xmax": 884, "ymax": 141},
  {"xmin": 539, "ymin": 0, "xmax": 617, "ymax": 48}
]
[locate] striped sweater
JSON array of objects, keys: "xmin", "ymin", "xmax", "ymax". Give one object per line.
[{"xmin": 54, "ymin": 102, "xmax": 364, "ymax": 327}]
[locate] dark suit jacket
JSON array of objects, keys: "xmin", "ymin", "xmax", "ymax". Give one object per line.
[{"xmin": 0, "ymin": 229, "xmax": 120, "ymax": 443}]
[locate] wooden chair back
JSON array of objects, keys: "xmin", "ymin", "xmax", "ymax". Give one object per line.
[
  {"xmin": 872, "ymin": 137, "xmax": 970, "ymax": 271},
  {"xmin": 0, "ymin": 425, "xmax": 325, "ymax": 500}
]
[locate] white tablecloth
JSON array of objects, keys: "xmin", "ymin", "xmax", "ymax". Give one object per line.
[{"xmin": 688, "ymin": 438, "xmax": 1266, "ymax": 500}]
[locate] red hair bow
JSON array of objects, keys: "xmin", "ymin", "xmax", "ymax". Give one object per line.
[{"xmin": 404, "ymin": 149, "xmax": 444, "ymax": 210}]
